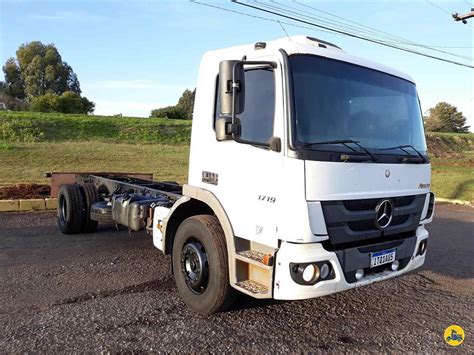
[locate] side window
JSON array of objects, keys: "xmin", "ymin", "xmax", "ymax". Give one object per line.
[{"xmin": 215, "ymin": 68, "xmax": 275, "ymax": 145}]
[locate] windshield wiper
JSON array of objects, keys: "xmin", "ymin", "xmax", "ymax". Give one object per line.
[
  {"xmin": 380, "ymin": 144, "xmax": 427, "ymax": 163},
  {"xmin": 303, "ymin": 139, "xmax": 377, "ymax": 162}
]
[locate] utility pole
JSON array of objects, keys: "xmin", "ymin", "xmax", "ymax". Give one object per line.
[{"xmin": 452, "ymin": 8, "xmax": 474, "ymax": 24}]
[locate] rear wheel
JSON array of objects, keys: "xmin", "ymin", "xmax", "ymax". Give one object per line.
[
  {"xmin": 80, "ymin": 183, "xmax": 99, "ymax": 233},
  {"xmin": 172, "ymin": 215, "xmax": 235, "ymax": 314},
  {"xmin": 57, "ymin": 184, "xmax": 84, "ymax": 234}
]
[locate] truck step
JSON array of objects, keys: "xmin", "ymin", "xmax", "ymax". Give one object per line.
[
  {"xmin": 235, "ymin": 280, "xmax": 269, "ymax": 295},
  {"xmin": 237, "ymin": 250, "xmax": 273, "ymax": 266}
]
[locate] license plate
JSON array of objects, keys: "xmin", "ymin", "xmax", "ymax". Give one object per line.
[{"xmin": 370, "ymin": 249, "xmax": 396, "ymax": 268}]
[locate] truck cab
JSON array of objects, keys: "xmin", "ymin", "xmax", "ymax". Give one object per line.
[
  {"xmin": 57, "ymin": 36, "xmax": 435, "ymax": 314},
  {"xmin": 170, "ymin": 35, "xmax": 434, "ymax": 309}
]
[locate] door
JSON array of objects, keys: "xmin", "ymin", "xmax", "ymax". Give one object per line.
[{"xmin": 213, "ymin": 63, "xmax": 284, "ymax": 248}]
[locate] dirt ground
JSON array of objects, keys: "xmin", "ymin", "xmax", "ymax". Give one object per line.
[{"xmin": 0, "ymin": 183, "xmax": 50, "ymax": 200}]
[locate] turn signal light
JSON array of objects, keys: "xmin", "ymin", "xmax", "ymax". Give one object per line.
[{"xmin": 262, "ymin": 254, "xmax": 273, "ymax": 266}]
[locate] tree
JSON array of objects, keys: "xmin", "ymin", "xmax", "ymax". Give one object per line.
[
  {"xmin": 150, "ymin": 106, "xmax": 186, "ymax": 119},
  {"xmin": 176, "ymin": 89, "xmax": 195, "ymax": 120},
  {"xmin": 2, "ymin": 58, "xmax": 25, "ymax": 99},
  {"xmin": 80, "ymin": 96, "xmax": 95, "ymax": 114},
  {"xmin": 30, "ymin": 93, "xmax": 59, "ymax": 112},
  {"xmin": 2, "ymin": 41, "xmax": 92, "ymax": 109},
  {"xmin": 424, "ymin": 102, "xmax": 470, "ymax": 133},
  {"xmin": 150, "ymin": 88, "xmax": 195, "ymax": 120},
  {"xmin": 30, "ymin": 91, "xmax": 95, "ymax": 114},
  {"xmin": 57, "ymin": 91, "xmax": 83, "ymax": 113}
]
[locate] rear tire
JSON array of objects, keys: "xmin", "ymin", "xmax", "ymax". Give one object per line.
[
  {"xmin": 80, "ymin": 183, "xmax": 99, "ymax": 233},
  {"xmin": 172, "ymin": 215, "xmax": 235, "ymax": 314},
  {"xmin": 57, "ymin": 184, "xmax": 85, "ymax": 234}
]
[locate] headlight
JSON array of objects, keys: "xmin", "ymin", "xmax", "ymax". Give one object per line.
[{"xmin": 302, "ymin": 264, "xmax": 320, "ymax": 283}]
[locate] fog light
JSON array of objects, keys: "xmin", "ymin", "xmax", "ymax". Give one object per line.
[
  {"xmin": 320, "ymin": 263, "xmax": 330, "ymax": 279},
  {"xmin": 417, "ymin": 239, "xmax": 427, "ymax": 256},
  {"xmin": 391, "ymin": 260, "xmax": 400, "ymax": 271},
  {"xmin": 302, "ymin": 264, "xmax": 320, "ymax": 283},
  {"xmin": 355, "ymin": 268, "xmax": 364, "ymax": 280}
]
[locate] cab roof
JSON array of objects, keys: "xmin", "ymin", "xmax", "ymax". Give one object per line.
[{"xmin": 203, "ymin": 35, "xmax": 415, "ymax": 84}]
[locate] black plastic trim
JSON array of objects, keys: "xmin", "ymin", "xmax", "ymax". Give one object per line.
[
  {"xmin": 289, "ymin": 261, "xmax": 336, "ymax": 285},
  {"xmin": 335, "ymin": 235, "xmax": 417, "ymax": 283}
]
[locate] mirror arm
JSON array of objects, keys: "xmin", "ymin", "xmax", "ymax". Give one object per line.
[{"xmin": 231, "ymin": 62, "xmax": 239, "ymax": 138}]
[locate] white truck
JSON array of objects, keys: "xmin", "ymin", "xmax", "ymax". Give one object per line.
[{"xmin": 57, "ymin": 36, "xmax": 435, "ymax": 314}]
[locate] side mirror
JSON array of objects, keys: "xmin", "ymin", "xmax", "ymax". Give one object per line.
[{"xmin": 219, "ymin": 60, "xmax": 245, "ymax": 115}]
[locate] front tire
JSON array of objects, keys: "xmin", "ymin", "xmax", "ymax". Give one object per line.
[{"xmin": 172, "ymin": 215, "xmax": 235, "ymax": 314}]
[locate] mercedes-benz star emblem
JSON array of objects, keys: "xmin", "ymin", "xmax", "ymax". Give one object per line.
[{"xmin": 374, "ymin": 199, "xmax": 394, "ymax": 230}]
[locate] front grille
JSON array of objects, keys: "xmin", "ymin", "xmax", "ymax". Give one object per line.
[
  {"xmin": 343, "ymin": 195, "xmax": 415, "ymax": 211},
  {"xmin": 347, "ymin": 214, "xmax": 410, "ymax": 232},
  {"xmin": 321, "ymin": 194, "xmax": 426, "ymax": 246}
]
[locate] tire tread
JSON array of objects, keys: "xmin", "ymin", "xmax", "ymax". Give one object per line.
[
  {"xmin": 172, "ymin": 214, "xmax": 235, "ymax": 314},
  {"xmin": 57, "ymin": 184, "xmax": 85, "ymax": 234},
  {"xmin": 80, "ymin": 183, "xmax": 99, "ymax": 233}
]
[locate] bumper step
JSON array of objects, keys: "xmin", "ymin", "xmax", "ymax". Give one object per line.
[
  {"xmin": 237, "ymin": 250, "xmax": 273, "ymax": 267},
  {"xmin": 235, "ymin": 280, "xmax": 269, "ymax": 295}
]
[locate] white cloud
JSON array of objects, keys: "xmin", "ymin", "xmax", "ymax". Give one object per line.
[{"xmin": 93, "ymin": 100, "xmax": 166, "ymax": 118}]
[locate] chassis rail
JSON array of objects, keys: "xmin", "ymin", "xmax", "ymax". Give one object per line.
[{"xmin": 75, "ymin": 173, "xmax": 183, "ymax": 201}]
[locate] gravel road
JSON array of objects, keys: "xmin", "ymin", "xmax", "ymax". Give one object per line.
[{"xmin": 0, "ymin": 204, "xmax": 472, "ymax": 352}]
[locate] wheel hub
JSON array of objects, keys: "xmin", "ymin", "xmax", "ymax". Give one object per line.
[{"xmin": 181, "ymin": 240, "xmax": 209, "ymax": 294}]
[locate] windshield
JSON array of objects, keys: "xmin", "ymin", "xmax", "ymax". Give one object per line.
[{"xmin": 289, "ymin": 55, "xmax": 427, "ymax": 154}]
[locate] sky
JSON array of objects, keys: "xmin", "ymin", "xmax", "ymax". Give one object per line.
[{"xmin": 1, "ymin": 0, "xmax": 473, "ymax": 129}]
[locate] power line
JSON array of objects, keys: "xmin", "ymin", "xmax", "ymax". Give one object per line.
[
  {"xmin": 292, "ymin": 0, "xmax": 423, "ymax": 45},
  {"xmin": 291, "ymin": 0, "xmax": 473, "ymax": 55},
  {"xmin": 231, "ymin": 0, "xmax": 473, "ymax": 69},
  {"xmin": 190, "ymin": 0, "xmax": 338, "ymax": 35},
  {"xmin": 263, "ymin": 1, "xmax": 472, "ymax": 61},
  {"xmin": 191, "ymin": 1, "xmax": 473, "ymax": 60},
  {"xmin": 426, "ymin": 0, "xmax": 452, "ymax": 15}
]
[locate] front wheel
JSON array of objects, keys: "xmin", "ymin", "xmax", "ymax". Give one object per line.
[{"xmin": 172, "ymin": 215, "xmax": 235, "ymax": 314}]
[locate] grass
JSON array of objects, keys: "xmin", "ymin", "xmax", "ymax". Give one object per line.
[
  {"xmin": 430, "ymin": 151, "xmax": 473, "ymax": 202},
  {"xmin": 426, "ymin": 132, "xmax": 473, "ymax": 202},
  {"xmin": 0, "ymin": 141, "xmax": 189, "ymax": 187},
  {"xmin": 0, "ymin": 111, "xmax": 472, "ymax": 202},
  {"xmin": 0, "ymin": 111, "xmax": 191, "ymax": 144}
]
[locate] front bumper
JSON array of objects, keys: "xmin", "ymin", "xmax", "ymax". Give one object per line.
[{"xmin": 273, "ymin": 225, "xmax": 428, "ymax": 300}]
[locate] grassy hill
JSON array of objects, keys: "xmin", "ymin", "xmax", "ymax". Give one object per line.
[
  {"xmin": 0, "ymin": 111, "xmax": 191, "ymax": 144},
  {"xmin": 0, "ymin": 111, "xmax": 472, "ymax": 202}
]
